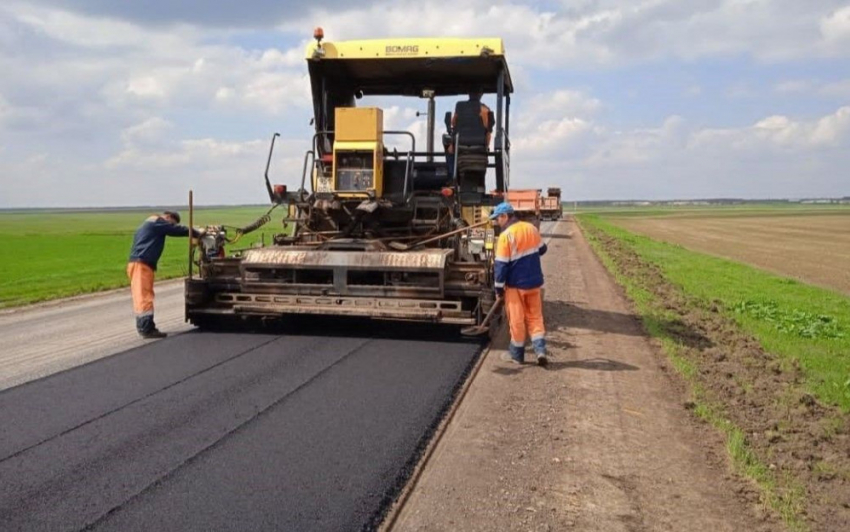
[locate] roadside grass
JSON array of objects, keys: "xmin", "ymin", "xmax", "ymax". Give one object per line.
[
  {"xmin": 0, "ymin": 206, "xmax": 286, "ymax": 308},
  {"xmin": 581, "ymin": 214, "xmax": 850, "ymax": 411},
  {"xmin": 578, "ymin": 213, "xmax": 850, "ymax": 531}
]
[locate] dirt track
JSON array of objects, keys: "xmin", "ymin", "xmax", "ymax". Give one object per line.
[
  {"xmin": 616, "ymin": 214, "xmax": 850, "ymax": 295},
  {"xmin": 393, "ymin": 218, "xmax": 776, "ymax": 531}
]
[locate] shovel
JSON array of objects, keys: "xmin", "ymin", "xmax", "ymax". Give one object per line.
[
  {"xmin": 388, "ymin": 219, "xmax": 491, "ymax": 251},
  {"xmin": 461, "ymin": 297, "xmax": 504, "ymax": 337}
]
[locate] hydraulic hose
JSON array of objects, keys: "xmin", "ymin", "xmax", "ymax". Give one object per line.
[{"xmin": 226, "ymin": 204, "xmax": 278, "ymax": 244}]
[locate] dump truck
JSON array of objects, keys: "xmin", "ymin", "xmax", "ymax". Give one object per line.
[
  {"xmin": 541, "ymin": 187, "xmax": 562, "ymax": 221},
  {"xmin": 185, "ymin": 30, "xmax": 515, "ymax": 333},
  {"xmin": 504, "ymin": 188, "xmax": 541, "ymax": 228}
]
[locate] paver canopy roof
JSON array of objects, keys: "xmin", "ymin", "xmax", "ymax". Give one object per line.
[{"xmin": 306, "ymin": 38, "xmax": 514, "ymax": 96}]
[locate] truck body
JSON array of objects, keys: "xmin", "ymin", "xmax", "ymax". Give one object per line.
[
  {"xmin": 540, "ymin": 187, "xmax": 562, "ymax": 220},
  {"xmin": 505, "ymin": 189, "xmax": 541, "ymax": 227}
]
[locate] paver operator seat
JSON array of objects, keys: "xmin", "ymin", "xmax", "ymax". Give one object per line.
[{"xmin": 452, "ymin": 97, "xmax": 492, "ymax": 201}]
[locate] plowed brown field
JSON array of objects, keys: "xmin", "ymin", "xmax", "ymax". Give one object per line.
[{"xmin": 616, "ymin": 213, "xmax": 850, "ymax": 295}]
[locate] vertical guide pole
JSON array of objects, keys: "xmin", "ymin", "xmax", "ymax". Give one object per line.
[
  {"xmin": 495, "ymin": 69, "xmax": 506, "ymax": 192},
  {"xmin": 426, "ymin": 93, "xmax": 435, "ymax": 162},
  {"xmin": 496, "ymin": 70, "xmax": 504, "ymax": 151},
  {"xmin": 188, "ymin": 190, "xmax": 194, "ymax": 280}
]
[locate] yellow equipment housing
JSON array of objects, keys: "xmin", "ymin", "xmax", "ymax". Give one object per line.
[{"xmin": 332, "ymin": 107, "xmax": 384, "ymax": 198}]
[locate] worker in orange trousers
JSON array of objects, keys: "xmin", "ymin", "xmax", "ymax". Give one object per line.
[
  {"xmin": 491, "ymin": 202, "xmax": 548, "ymax": 365},
  {"xmin": 127, "ymin": 211, "xmax": 200, "ymax": 339}
]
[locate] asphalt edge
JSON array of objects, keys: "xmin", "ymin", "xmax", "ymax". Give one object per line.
[
  {"xmin": 378, "ymin": 327, "xmax": 505, "ymax": 531},
  {"xmin": 379, "ymin": 219, "xmax": 560, "ymax": 531}
]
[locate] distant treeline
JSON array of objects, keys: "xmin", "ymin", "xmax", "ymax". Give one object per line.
[
  {"xmin": 4, "ymin": 198, "xmax": 849, "ymax": 213},
  {"xmin": 570, "ymin": 197, "xmax": 850, "ymax": 207}
]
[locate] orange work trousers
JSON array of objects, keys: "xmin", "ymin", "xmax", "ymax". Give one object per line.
[
  {"xmin": 127, "ymin": 261, "xmax": 155, "ymax": 317},
  {"xmin": 504, "ymin": 287, "xmax": 546, "ymax": 356}
]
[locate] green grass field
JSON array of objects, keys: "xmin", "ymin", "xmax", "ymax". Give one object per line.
[
  {"xmin": 0, "ymin": 206, "xmax": 287, "ymax": 308},
  {"xmin": 579, "ymin": 212, "xmax": 850, "ymax": 410}
]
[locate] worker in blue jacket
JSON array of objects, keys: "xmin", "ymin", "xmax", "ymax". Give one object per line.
[
  {"xmin": 127, "ymin": 211, "xmax": 200, "ymax": 338},
  {"xmin": 491, "ymin": 202, "xmax": 549, "ymax": 365}
]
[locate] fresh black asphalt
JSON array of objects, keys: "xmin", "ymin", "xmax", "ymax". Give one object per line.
[{"xmin": 0, "ymin": 321, "xmax": 483, "ymax": 531}]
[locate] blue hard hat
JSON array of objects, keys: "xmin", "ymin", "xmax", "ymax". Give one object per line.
[{"xmin": 489, "ymin": 201, "xmax": 515, "ymax": 219}]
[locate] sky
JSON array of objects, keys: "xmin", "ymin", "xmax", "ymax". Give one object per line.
[{"xmin": 1, "ymin": 0, "xmax": 849, "ymax": 207}]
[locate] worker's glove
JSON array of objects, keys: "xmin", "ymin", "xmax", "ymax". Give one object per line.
[{"xmin": 494, "ymin": 287, "xmax": 505, "ymax": 299}]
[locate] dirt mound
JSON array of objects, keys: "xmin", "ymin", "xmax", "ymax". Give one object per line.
[{"xmin": 587, "ymin": 224, "xmax": 850, "ymax": 531}]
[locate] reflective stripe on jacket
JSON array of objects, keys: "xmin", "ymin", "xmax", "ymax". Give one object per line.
[{"xmin": 494, "ymin": 219, "xmax": 547, "ymax": 290}]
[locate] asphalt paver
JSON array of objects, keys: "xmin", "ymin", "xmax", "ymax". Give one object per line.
[{"xmin": 0, "ymin": 323, "xmax": 483, "ymax": 531}]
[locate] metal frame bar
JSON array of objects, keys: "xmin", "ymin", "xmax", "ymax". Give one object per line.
[
  {"xmin": 264, "ymin": 133, "xmax": 281, "ymax": 202},
  {"xmin": 200, "ymin": 293, "xmax": 476, "ymax": 324},
  {"xmin": 300, "ymin": 150, "xmax": 315, "ymax": 194},
  {"xmin": 188, "ymin": 190, "xmax": 194, "ymax": 280}
]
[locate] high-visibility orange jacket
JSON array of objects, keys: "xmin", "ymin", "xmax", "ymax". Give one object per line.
[{"xmin": 494, "ymin": 219, "xmax": 547, "ymax": 290}]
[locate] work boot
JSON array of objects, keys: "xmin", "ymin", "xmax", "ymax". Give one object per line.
[
  {"xmin": 500, "ymin": 352, "xmax": 524, "ymax": 365},
  {"xmin": 536, "ymin": 352, "xmax": 549, "ymax": 367},
  {"xmin": 140, "ymin": 329, "xmax": 167, "ymax": 339}
]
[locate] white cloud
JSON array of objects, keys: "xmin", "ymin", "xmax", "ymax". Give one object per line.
[
  {"xmin": 693, "ymin": 106, "xmax": 850, "ymax": 150},
  {"xmin": 120, "ymin": 117, "xmax": 173, "ymax": 146},
  {"xmin": 0, "ymin": 133, "xmax": 306, "ymax": 208},
  {"xmin": 506, "ymin": 91, "xmax": 850, "ymax": 199},
  {"xmin": 126, "ymin": 76, "xmax": 167, "ymax": 99},
  {"xmin": 514, "ymin": 117, "xmax": 595, "ymax": 156},
  {"xmin": 5, "ymin": 3, "xmax": 310, "ymax": 121},
  {"xmin": 522, "ymin": 90, "xmax": 601, "ymax": 121},
  {"xmin": 240, "ymin": 71, "xmax": 311, "ymax": 114},
  {"xmin": 511, "ymin": 89, "xmax": 601, "ymax": 156},
  {"xmin": 105, "ymin": 137, "xmax": 265, "ymax": 170},
  {"xmin": 774, "ymin": 77, "xmax": 850, "ymax": 98},
  {"xmin": 583, "ymin": 115, "xmax": 687, "ymax": 168},
  {"xmin": 821, "ymin": 5, "xmax": 850, "ymax": 44}
]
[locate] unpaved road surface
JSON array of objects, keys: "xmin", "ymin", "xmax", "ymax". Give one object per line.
[
  {"xmin": 0, "ymin": 280, "xmax": 190, "ymax": 391},
  {"xmin": 616, "ymin": 213, "xmax": 850, "ymax": 295},
  {"xmin": 393, "ymin": 217, "xmax": 776, "ymax": 531}
]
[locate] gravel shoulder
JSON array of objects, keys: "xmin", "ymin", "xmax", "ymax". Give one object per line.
[
  {"xmin": 391, "ymin": 217, "xmax": 777, "ymax": 531},
  {"xmin": 0, "ymin": 280, "xmax": 190, "ymax": 391}
]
